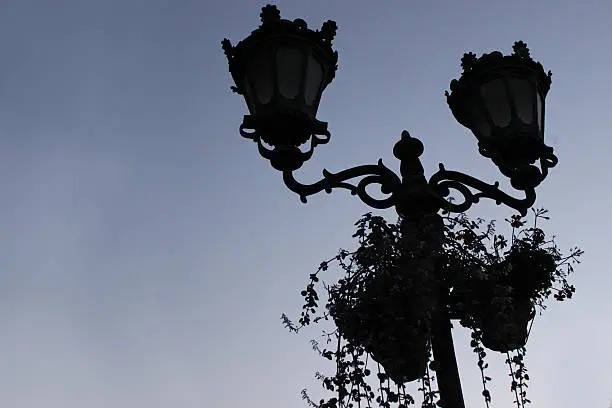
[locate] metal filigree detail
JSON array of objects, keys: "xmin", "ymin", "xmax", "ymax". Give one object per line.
[
  {"xmin": 239, "ymin": 115, "xmax": 331, "ymax": 171},
  {"xmin": 221, "ymin": 38, "xmax": 233, "ymax": 61},
  {"xmin": 460, "ymin": 52, "xmax": 477, "ymax": 73},
  {"xmin": 512, "ymin": 40, "xmax": 531, "ymax": 59},
  {"xmin": 539, "ymin": 147, "xmax": 558, "ymax": 179},
  {"xmin": 319, "ymin": 20, "xmax": 338, "ymax": 45},
  {"xmin": 260, "ymin": 4, "xmax": 281, "ymax": 25},
  {"xmin": 221, "ymin": 39, "xmax": 242, "ymax": 94},
  {"xmin": 293, "ymin": 18, "xmax": 308, "ymax": 30},
  {"xmin": 429, "ymin": 164, "xmax": 536, "ymax": 216},
  {"xmin": 223, "ymin": 5, "xmax": 339, "ymax": 100},
  {"xmin": 446, "ymin": 41, "xmax": 553, "ymax": 97},
  {"xmin": 282, "ymin": 160, "xmax": 402, "ymax": 209}
]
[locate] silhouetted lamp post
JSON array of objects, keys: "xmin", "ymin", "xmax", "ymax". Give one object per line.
[{"xmin": 222, "ymin": 5, "xmax": 558, "ymax": 408}]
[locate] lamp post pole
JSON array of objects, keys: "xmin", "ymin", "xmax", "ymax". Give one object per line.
[
  {"xmin": 431, "ymin": 287, "xmax": 465, "ymax": 408},
  {"xmin": 222, "ymin": 5, "xmax": 558, "ymax": 408},
  {"xmin": 394, "ymin": 134, "xmax": 464, "ymax": 408}
]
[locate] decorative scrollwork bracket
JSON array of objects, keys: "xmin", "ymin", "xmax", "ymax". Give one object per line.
[
  {"xmin": 239, "ymin": 115, "xmax": 331, "ymax": 171},
  {"xmin": 282, "ymin": 160, "xmax": 402, "ymax": 209},
  {"xmin": 429, "ymin": 163, "xmax": 536, "ymax": 216}
]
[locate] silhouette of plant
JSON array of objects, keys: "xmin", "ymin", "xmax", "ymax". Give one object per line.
[
  {"xmin": 445, "ymin": 208, "xmax": 582, "ymax": 352},
  {"xmin": 282, "ymin": 208, "xmax": 582, "ymax": 408}
]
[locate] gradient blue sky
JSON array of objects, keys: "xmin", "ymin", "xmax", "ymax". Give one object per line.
[{"xmin": 0, "ymin": 0, "xmax": 610, "ymax": 407}]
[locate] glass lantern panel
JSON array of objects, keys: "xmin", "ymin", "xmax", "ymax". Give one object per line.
[
  {"xmin": 250, "ymin": 51, "xmax": 274, "ymax": 104},
  {"xmin": 243, "ymin": 77, "xmax": 257, "ymax": 115},
  {"xmin": 276, "ymin": 46, "xmax": 304, "ymax": 99},
  {"xmin": 481, "ymin": 79, "xmax": 512, "ymax": 128},
  {"xmin": 467, "ymin": 101, "xmax": 491, "ymax": 138},
  {"xmin": 304, "ymin": 55, "xmax": 324, "ymax": 106},
  {"xmin": 536, "ymin": 90, "xmax": 543, "ymax": 136},
  {"xmin": 509, "ymin": 78, "xmax": 534, "ymax": 124}
]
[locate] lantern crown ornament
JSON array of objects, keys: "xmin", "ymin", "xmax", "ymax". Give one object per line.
[
  {"xmin": 446, "ymin": 41, "xmax": 554, "ymax": 177},
  {"xmin": 222, "ymin": 4, "xmax": 339, "ymax": 171}
]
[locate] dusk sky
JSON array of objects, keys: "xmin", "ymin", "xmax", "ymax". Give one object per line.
[{"xmin": 0, "ymin": 1, "xmax": 610, "ymax": 407}]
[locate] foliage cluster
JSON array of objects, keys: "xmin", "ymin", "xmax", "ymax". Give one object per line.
[{"xmin": 282, "ymin": 208, "xmax": 582, "ymax": 408}]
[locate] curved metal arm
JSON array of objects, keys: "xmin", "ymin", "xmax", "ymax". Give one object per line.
[
  {"xmin": 282, "ymin": 159, "xmax": 402, "ymax": 209},
  {"xmin": 429, "ymin": 163, "xmax": 536, "ymax": 216}
]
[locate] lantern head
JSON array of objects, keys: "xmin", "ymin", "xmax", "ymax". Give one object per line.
[
  {"xmin": 446, "ymin": 41, "xmax": 553, "ymax": 172},
  {"xmin": 222, "ymin": 5, "xmax": 338, "ymax": 170}
]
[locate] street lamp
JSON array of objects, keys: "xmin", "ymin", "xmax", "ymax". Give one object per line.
[
  {"xmin": 222, "ymin": 5, "xmax": 558, "ymax": 408},
  {"xmin": 222, "ymin": 4, "xmax": 338, "ymax": 172}
]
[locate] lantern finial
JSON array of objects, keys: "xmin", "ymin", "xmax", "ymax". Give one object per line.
[
  {"xmin": 260, "ymin": 4, "xmax": 281, "ymax": 25},
  {"xmin": 320, "ymin": 20, "xmax": 338, "ymax": 45},
  {"xmin": 460, "ymin": 52, "xmax": 477, "ymax": 73},
  {"xmin": 512, "ymin": 41, "xmax": 531, "ymax": 59}
]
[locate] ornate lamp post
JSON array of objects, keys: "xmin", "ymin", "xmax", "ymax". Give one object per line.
[{"xmin": 222, "ymin": 5, "xmax": 558, "ymax": 408}]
